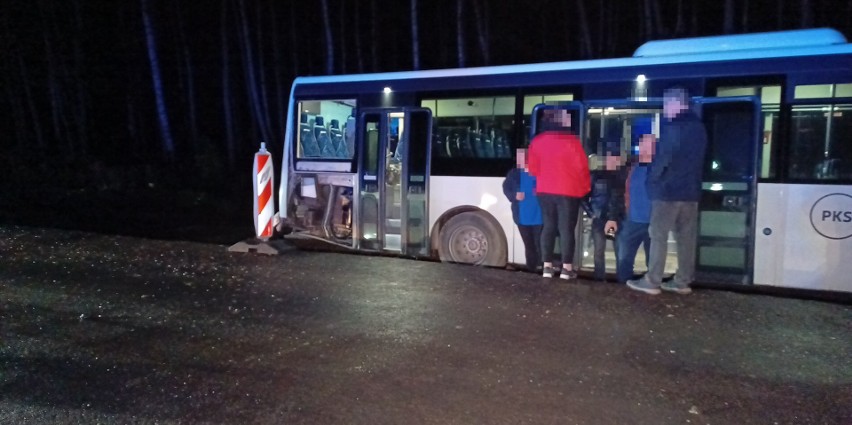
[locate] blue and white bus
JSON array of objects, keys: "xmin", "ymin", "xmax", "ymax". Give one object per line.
[{"xmin": 276, "ymin": 28, "xmax": 852, "ymax": 294}]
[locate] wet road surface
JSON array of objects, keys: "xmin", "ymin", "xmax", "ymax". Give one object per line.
[{"xmin": 1, "ymin": 226, "xmax": 850, "ymax": 424}]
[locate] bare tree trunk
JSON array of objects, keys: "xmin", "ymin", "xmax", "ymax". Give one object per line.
[
  {"xmin": 723, "ymin": 0, "xmax": 735, "ymax": 33},
  {"xmin": 354, "ymin": 0, "xmax": 364, "ymax": 73},
  {"xmin": 19, "ymin": 55, "xmax": 45, "ymax": 149},
  {"xmin": 175, "ymin": 2, "xmax": 199, "ymax": 149},
  {"xmin": 456, "ymin": 0, "xmax": 466, "ymax": 67},
  {"xmin": 651, "ymin": 0, "xmax": 666, "ymax": 37},
  {"xmin": 39, "ymin": 4, "xmax": 63, "ymax": 147},
  {"xmin": 320, "ymin": 0, "xmax": 334, "ymax": 74},
  {"xmin": 674, "ymin": 0, "xmax": 684, "ymax": 35},
  {"xmin": 72, "ymin": 0, "xmax": 88, "ymax": 155},
  {"xmin": 221, "ymin": 0, "xmax": 236, "ymax": 167},
  {"xmin": 800, "ymin": 0, "xmax": 812, "ymax": 27},
  {"xmin": 371, "ymin": 0, "xmax": 378, "ymax": 71},
  {"xmin": 690, "ymin": 1, "xmax": 698, "ymax": 35},
  {"xmin": 473, "ymin": 0, "xmax": 490, "ymax": 65},
  {"xmin": 411, "ymin": 0, "xmax": 420, "ymax": 70},
  {"xmin": 254, "ymin": 1, "xmax": 273, "ymax": 142},
  {"xmin": 339, "ymin": 0, "xmax": 347, "ymax": 73},
  {"xmin": 237, "ymin": 0, "xmax": 273, "ymax": 146},
  {"xmin": 289, "ymin": 2, "xmax": 300, "ymax": 75},
  {"xmin": 270, "ymin": 2, "xmax": 286, "ymax": 146},
  {"xmin": 576, "ymin": 0, "xmax": 593, "ymax": 59},
  {"xmin": 140, "ymin": 0, "xmax": 175, "ymax": 161},
  {"xmin": 642, "ymin": 0, "xmax": 654, "ymax": 40}
]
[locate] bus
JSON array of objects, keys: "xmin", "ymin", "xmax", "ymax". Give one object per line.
[{"xmin": 275, "ymin": 28, "xmax": 852, "ymax": 294}]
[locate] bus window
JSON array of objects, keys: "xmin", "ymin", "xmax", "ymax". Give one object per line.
[
  {"xmin": 789, "ymin": 104, "xmax": 852, "ymax": 181},
  {"xmin": 716, "ymin": 85, "xmax": 780, "ymax": 179},
  {"xmin": 297, "ymin": 99, "xmax": 356, "ymax": 160},
  {"xmin": 523, "ymin": 93, "xmax": 574, "ymax": 146},
  {"xmin": 420, "ymin": 96, "xmax": 515, "ymax": 160}
]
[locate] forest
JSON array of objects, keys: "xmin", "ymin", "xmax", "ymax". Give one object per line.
[{"xmin": 1, "ymin": 0, "xmax": 850, "ymax": 241}]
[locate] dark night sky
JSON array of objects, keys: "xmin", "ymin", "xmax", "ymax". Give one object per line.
[{"xmin": 2, "ymin": 0, "xmax": 851, "ymax": 167}]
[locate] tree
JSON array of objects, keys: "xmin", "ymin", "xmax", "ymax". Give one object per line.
[
  {"xmin": 473, "ymin": 0, "xmax": 490, "ymax": 65},
  {"xmin": 221, "ymin": 0, "xmax": 236, "ymax": 167},
  {"xmin": 140, "ymin": 0, "xmax": 175, "ymax": 161},
  {"xmin": 320, "ymin": 0, "xmax": 334, "ymax": 74},
  {"xmin": 456, "ymin": 0, "xmax": 466, "ymax": 67},
  {"xmin": 800, "ymin": 0, "xmax": 813, "ymax": 28},
  {"xmin": 411, "ymin": 0, "xmax": 420, "ymax": 70},
  {"xmin": 723, "ymin": 0, "xmax": 735, "ymax": 34},
  {"xmin": 576, "ymin": 0, "xmax": 593, "ymax": 59}
]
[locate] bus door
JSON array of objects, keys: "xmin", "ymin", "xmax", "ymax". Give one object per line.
[
  {"xmin": 529, "ymin": 102, "xmax": 586, "ymax": 265},
  {"xmin": 356, "ymin": 108, "xmax": 432, "ymax": 256},
  {"xmin": 574, "ymin": 98, "xmax": 760, "ymax": 286},
  {"xmin": 693, "ymin": 97, "xmax": 761, "ymax": 284},
  {"xmin": 578, "ymin": 101, "xmax": 661, "ymax": 276}
]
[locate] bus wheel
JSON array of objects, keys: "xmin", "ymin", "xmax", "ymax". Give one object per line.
[{"xmin": 439, "ymin": 211, "xmax": 506, "ymax": 266}]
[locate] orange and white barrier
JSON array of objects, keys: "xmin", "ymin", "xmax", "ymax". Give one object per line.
[{"xmin": 253, "ymin": 142, "xmax": 275, "ymax": 241}]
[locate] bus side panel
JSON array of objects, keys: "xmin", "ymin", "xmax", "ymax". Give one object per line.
[
  {"xmin": 428, "ymin": 176, "xmax": 520, "ymax": 264},
  {"xmin": 754, "ymin": 183, "xmax": 852, "ymax": 293}
]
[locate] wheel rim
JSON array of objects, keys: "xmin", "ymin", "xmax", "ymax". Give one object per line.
[{"xmin": 447, "ymin": 224, "xmax": 489, "ymax": 264}]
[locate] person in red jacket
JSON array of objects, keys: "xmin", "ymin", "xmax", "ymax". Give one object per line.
[{"xmin": 528, "ymin": 109, "xmax": 591, "ymax": 280}]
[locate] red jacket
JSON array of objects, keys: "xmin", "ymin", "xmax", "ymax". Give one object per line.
[{"xmin": 528, "ymin": 131, "xmax": 590, "ymax": 198}]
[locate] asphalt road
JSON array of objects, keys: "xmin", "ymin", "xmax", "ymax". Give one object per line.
[{"xmin": 1, "ymin": 225, "xmax": 850, "ymax": 424}]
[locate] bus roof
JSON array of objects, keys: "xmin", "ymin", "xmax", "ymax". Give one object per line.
[
  {"xmin": 632, "ymin": 28, "xmax": 847, "ymax": 57},
  {"xmin": 293, "ymin": 28, "xmax": 852, "ymax": 87}
]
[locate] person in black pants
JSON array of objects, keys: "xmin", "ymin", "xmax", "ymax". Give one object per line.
[{"xmin": 503, "ymin": 148, "xmax": 543, "ymax": 272}]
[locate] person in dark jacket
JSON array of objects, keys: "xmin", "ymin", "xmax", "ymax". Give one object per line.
[
  {"xmin": 503, "ymin": 148, "xmax": 543, "ymax": 272},
  {"xmin": 605, "ymin": 117, "xmax": 654, "ymax": 284},
  {"xmin": 528, "ymin": 109, "xmax": 591, "ymax": 280},
  {"xmin": 627, "ymin": 87, "xmax": 708, "ymax": 295},
  {"xmin": 584, "ymin": 141, "xmax": 626, "ymax": 281}
]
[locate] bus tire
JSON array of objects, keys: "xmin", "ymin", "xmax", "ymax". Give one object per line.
[{"xmin": 438, "ymin": 211, "xmax": 507, "ymax": 267}]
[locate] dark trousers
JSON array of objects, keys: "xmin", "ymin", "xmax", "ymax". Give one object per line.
[
  {"xmin": 590, "ymin": 217, "xmax": 612, "ymax": 280},
  {"xmin": 518, "ymin": 224, "xmax": 542, "ymax": 271},
  {"xmin": 538, "ymin": 194, "xmax": 581, "ymax": 266},
  {"xmin": 615, "ymin": 220, "xmax": 651, "ymax": 283}
]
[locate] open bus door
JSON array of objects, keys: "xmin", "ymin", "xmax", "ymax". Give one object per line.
[
  {"xmin": 692, "ymin": 97, "xmax": 762, "ymax": 284},
  {"xmin": 575, "ymin": 97, "xmax": 761, "ymax": 285},
  {"xmin": 356, "ymin": 108, "xmax": 432, "ymax": 256}
]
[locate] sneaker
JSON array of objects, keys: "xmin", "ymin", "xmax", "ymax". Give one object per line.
[
  {"xmin": 626, "ymin": 278, "xmax": 661, "ymax": 295},
  {"xmin": 559, "ymin": 270, "xmax": 578, "ymax": 280},
  {"xmin": 542, "ymin": 266, "xmax": 555, "ymax": 278},
  {"xmin": 661, "ymin": 281, "xmax": 692, "ymax": 295}
]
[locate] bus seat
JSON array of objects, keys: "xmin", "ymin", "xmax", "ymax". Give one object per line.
[
  {"xmin": 814, "ymin": 158, "xmax": 848, "ymax": 180},
  {"xmin": 471, "ymin": 131, "xmax": 484, "ymax": 158},
  {"xmin": 300, "ymin": 113, "xmax": 321, "ymax": 157},
  {"xmin": 494, "ymin": 130, "xmax": 510, "ymax": 158},
  {"xmin": 344, "ymin": 115, "xmax": 356, "ymax": 157},
  {"xmin": 459, "ymin": 128, "xmax": 475, "ymax": 158},
  {"xmin": 329, "ymin": 119, "xmax": 348, "ymax": 158},
  {"xmin": 314, "ymin": 116, "xmax": 335, "ymax": 157},
  {"xmin": 448, "ymin": 130, "xmax": 462, "ymax": 158},
  {"xmin": 482, "ymin": 130, "xmax": 496, "ymax": 158}
]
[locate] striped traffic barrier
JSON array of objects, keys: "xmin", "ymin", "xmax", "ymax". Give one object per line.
[{"xmin": 253, "ymin": 142, "xmax": 274, "ymax": 241}]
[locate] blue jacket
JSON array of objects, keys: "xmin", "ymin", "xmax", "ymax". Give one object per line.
[
  {"xmin": 647, "ymin": 111, "xmax": 708, "ymax": 202},
  {"xmin": 626, "ymin": 164, "xmax": 652, "ymax": 223},
  {"xmin": 608, "ymin": 163, "xmax": 651, "ymax": 223},
  {"xmin": 503, "ymin": 168, "xmax": 543, "ymax": 226}
]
